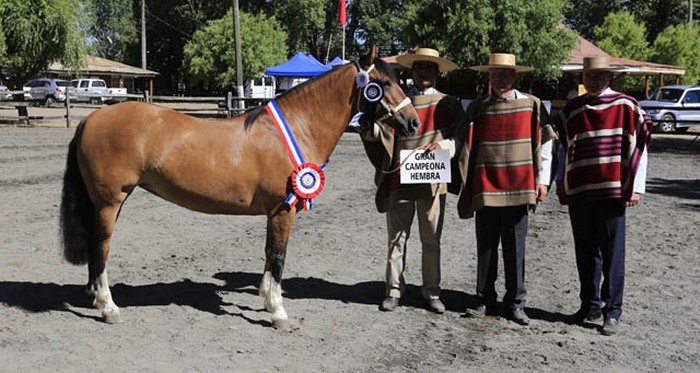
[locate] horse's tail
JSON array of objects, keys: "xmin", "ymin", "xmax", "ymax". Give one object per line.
[{"xmin": 60, "ymin": 120, "xmax": 94, "ymax": 265}]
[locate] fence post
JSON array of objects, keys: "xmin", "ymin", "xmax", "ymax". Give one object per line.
[
  {"xmin": 65, "ymin": 88, "xmax": 72, "ymax": 128},
  {"xmin": 226, "ymin": 91, "xmax": 233, "ymax": 118}
]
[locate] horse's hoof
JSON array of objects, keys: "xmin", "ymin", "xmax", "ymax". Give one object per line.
[
  {"xmin": 273, "ymin": 319, "xmax": 292, "ymax": 332},
  {"xmin": 103, "ymin": 310, "xmax": 123, "ymax": 324}
]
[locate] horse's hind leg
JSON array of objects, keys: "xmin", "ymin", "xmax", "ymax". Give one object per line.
[
  {"xmin": 87, "ymin": 203, "xmax": 123, "ymax": 324},
  {"xmin": 260, "ymin": 208, "xmax": 296, "ymax": 332}
]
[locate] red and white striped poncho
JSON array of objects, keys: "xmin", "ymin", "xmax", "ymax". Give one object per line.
[
  {"xmin": 554, "ymin": 91, "xmax": 652, "ymax": 203},
  {"xmin": 458, "ymin": 91, "xmax": 555, "ymax": 218}
]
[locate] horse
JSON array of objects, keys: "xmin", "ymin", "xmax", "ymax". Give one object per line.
[{"xmin": 59, "ymin": 47, "xmax": 419, "ymax": 331}]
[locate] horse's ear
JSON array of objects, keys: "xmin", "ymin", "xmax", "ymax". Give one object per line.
[
  {"xmin": 359, "ymin": 45, "xmax": 379, "ymax": 70},
  {"xmin": 369, "ymin": 45, "xmax": 379, "ymax": 63}
]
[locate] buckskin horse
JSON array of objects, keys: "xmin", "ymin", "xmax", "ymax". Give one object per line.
[{"xmin": 59, "ymin": 47, "xmax": 418, "ymax": 331}]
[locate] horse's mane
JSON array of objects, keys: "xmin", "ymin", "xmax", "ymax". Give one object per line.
[{"xmin": 243, "ymin": 56, "xmax": 396, "ymax": 129}]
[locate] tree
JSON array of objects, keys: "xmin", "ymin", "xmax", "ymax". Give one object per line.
[
  {"xmin": 269, "ymin": 0, "xmax": 328, "ymax": 59},
  {"xmin": 594, "ymin": 12, "xmax": 649, "ymax": 61},
  {"xmin": 627, "ymin": 0, "xmax": 688, "ymax": 44},
  {"xmin": 401, "ymin": 0, "xmax": 577, "ymax": 79},
  {"xmin": 126, "ymin": 0, "xmax": 231, "ymax": 92},
  {"xmin": 182, "ymin": 9, "xmax": 287, "ymax": 90},
  {"xmin": 566, "ymin": 0, "xmax": 692, "ymax": 45},
  {"xmin": 347, "ymin": 0, "xmax": 407, "ymax": 57},
  {"xmin": 651, "ymin": 24, "xmax": 700, "ymax": 85},
  {"xmin": 85, "ymin": 0, "xmax": 138, "ymax": 61},
  {"xmin": 594, "ymin": 12, "xmax": 651, "ymax": 94},
  {"xmin": 565, "ymin": 0, "xmax": 627, "ymax": 40},
  {"xmin": 0, "ymin": 0, "xmax": 87, "ymax": 87}
]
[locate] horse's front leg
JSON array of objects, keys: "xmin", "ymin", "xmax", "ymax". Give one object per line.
[{"xmin": 260, "ymin": 207, "xmax": 296, "ymax": 332}]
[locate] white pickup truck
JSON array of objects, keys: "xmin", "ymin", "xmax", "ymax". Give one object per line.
[
  {"xmin": 70, "ymin": 79, "xmax": 128, "ymax": 105},
  {"xmin": 70, "ymin": 79, "xmax": 109, "ymax": 104}
]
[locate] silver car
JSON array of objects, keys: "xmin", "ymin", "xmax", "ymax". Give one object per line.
[
  {"xmin": 640, "ymin": 85, "xmax": 700, "ymax": 133},
  {"xmin": 23, "ymin": 78, "xmax": 72, "ymax": 106}
]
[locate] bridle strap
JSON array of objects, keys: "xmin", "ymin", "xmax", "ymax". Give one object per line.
[{"xmin": 376, "ymin": 96, "xmax": 411, "ymax": 123}]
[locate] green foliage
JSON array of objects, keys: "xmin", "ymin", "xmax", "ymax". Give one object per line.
[
  {"xmin": 349, "ymin": 0, "xmax": 406, "ymax": 56},
  {"xmin": 594, "ymin": 12, "xmax": 649, "ymax": 61},
  {"xmin": 401, "ymin": 0, "xmax": 577, "ymax": 80},
  {"xmin": 565, "ymin": 0, "xmax": 627, "ymax": 40},
  {"xmin": 567, "ymin": 0, "xmax": 691, "ymax": 45},
  {"xmin": 652, "ymin": 24, "xmax": 700, "ymax": 85},
  {"xmin": 593, "ymin": 12, "xmax": 651, "ymax": 94},
  {"xmin": 182, "ymin": 10, "xmax": 287, "ymax": 89},
  {"xmin": 0, "ymin": 0, "xmax": 87, "ymax": 86},
  {"xmin": 270, "ymin": 0, "xmax": 327, "ymax": 58},
  {"xmin": 84, "ymin": 0, "xmax": 138, "ymax": 61}
]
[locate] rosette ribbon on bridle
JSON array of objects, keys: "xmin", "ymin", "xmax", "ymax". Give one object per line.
[
  {"xmin": 355, "ymin": 62, "xmax": 411, "ymax": 128},
  {"xmin": 265, "ymin": 100, "xmax": 327, "ymax": 211}
]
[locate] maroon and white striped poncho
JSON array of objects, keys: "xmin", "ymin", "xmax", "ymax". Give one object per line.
[{"xmin": 554, "ymin": 91, "xmax": 652, "ymax": 203}]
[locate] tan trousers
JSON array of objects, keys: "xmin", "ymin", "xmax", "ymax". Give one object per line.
[{"xmin": 385, "ymin": 195, "xmax": 445, "ymax": 300}]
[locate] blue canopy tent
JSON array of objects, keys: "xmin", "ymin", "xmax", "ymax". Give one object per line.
[
  {"xmin": 325, "ymin": 56, "xmax": 346, "ymax": 68},
  {"xmin": 265, "ymin": 52, "xmax": 330, "ymax": 77}
]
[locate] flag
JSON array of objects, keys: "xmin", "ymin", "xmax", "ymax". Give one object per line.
[{"xmin": 338, "ymin": 0, "xmax": 346, "ymax": 26}]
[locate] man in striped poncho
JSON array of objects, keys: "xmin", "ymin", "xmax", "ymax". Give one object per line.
[
  {"xmin": 430, "ymin": 53, "xmax": 557, "ymax": 325},
  {"xmin": 360, "ymin": 48, "xmax": 464, "ymax": 314},
  {"xmin": 553, "ymin": 56, "xmax": 651, "ymax": 336}
]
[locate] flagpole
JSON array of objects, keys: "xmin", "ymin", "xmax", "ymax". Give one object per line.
[{"xmin": 342, "ymin": 25, "xmax": 345, "ymax": 62}]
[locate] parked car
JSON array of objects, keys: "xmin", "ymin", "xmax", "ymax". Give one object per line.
[
  {"xmin": 23, "ymin": 78, "xmax": 72, "ymax": 106},
  {"xmin": 0, "ymin": 84, "xmax": 11, "ymax": 101},
  {"xmin": 640, "ymin": 85, "xmax": 700, "ymax": 133},
  {"xmin": 70, "ymin": 78, "xmax": 110, "ymax": 105}
]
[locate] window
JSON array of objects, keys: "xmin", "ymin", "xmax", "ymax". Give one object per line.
[{"xmin": 684, "ymin": 91, "xmax": 700, "ymax": 104}]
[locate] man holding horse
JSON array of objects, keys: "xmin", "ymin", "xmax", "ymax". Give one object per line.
[
  {"xmin": 428, "ymin": 53, "xmax": 556, "ymax": 325},
  {"xmin": 360, "ymin": 47, "xmax": 464, "ymax": 314}
]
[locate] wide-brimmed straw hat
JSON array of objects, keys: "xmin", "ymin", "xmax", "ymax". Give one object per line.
[
  {"xmin": 470, "ymin": 53, "xmax": 533, "ymax": 72},
  {"xmin": 396, "ymin": 48, "xmax": 458, "ymax": 72},
  {"xmin": 574, "ymin": 56, "xmax": 622, "ymax": 72}
]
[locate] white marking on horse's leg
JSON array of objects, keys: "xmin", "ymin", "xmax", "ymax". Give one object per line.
[
  {"xmin": 93, "ymin": 270, "xmax": 122, "ymax": 324},
  {"xmin": 266, "ymin": 276, "xmax": 290, "ymax": 331},
  {"xmin": 259, "ymin": 270, "xmax": 271, "ymax": 298}
]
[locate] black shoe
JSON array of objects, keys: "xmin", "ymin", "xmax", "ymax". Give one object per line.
[
  {"xmin": 510, "ymin": 308, "xmax": 530, "ymax": 325},
  {"xmin": 464, "ymin": 304, "xmax": 486, "ymax": 318},
  {"xmin": 379, "ymin": 296, "xmax": 399, "ymax": 312},
  {"xmin": 425, "ymin": 298, "xmax": 445, "ymax": 314},
  {"xmin": 602, "ymin": 317, "xmax": 619, "ymax": 336},
  {"xmin": 567, "ymin": 308, "xmax": 603, "ymax": 324}
]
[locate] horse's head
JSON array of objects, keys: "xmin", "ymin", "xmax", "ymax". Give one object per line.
[{"xmin": 355, "ymin": 46, "xmax": 420, "ymax": 137}]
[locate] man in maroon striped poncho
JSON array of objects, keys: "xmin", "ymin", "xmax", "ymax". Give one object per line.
[
  {"xmin": 554, "ymin": 56, "xmax": 651, "ymax": 336},
  {"xmin": 429, "ymin": 53, "xmax": 557, "ymax": 325}
]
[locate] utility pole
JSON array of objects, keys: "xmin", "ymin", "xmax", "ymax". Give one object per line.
[
  {"xmin": 141, "ymin": 0, "xmax": 146, "ymax": 70},
  {"xmin": 690, "ymin": 0, "xmax": 694, "ymax": 23},
  {"xmin": 233, "ymin": 0, "xmax": 244, "ymax": 108}
]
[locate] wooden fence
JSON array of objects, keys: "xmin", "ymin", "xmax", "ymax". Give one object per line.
[{"xmin": 0, "ymin": 91, "xmax": 270, "ymax": 127}]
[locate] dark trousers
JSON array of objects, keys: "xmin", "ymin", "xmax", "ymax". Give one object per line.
[
  {"xmin": 568, "ymin": 200, "xmax": 626, "ymax": 320},
  {"xmin": 474, "ymin": 205, "xmax": 528, "ymax": 310}
]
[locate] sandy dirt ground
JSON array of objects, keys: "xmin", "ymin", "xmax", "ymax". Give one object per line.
[{"xmin": 0, "ymin": 115, "xmax": 699, "ymax": 372}]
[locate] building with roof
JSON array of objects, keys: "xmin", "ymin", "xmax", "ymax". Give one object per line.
[{"xmin": 46, "ymin": 56, "xmax": 158, "ymax": 95}]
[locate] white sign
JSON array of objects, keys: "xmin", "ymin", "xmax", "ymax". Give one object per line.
[{"xmin": 399, "ymin": 149, "xmax": 451, "ymax": 184}]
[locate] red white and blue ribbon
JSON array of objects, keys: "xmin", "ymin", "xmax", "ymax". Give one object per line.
[{"xmin": 266, "ymin": 100, "xmax": 326, "ymax": 211}]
